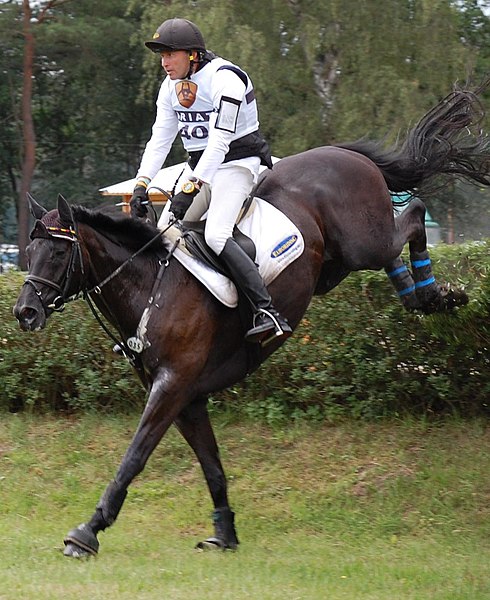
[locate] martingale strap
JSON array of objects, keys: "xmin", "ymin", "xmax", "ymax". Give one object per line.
[{"xmin": 127, "ymin": 237, "xmax": 180, "ymax": 354}]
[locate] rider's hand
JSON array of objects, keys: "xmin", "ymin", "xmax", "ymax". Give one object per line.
[
  {"xmin": 169, "ymin": 180, "xmax": 201, "ymax": 221},
  {"xmin": 169, "ymin": 191, "xmax": 195, "ymax": 221},
  {"xmin": 130, "ymin": 185, "xmax": 149, "ymax": 218}
]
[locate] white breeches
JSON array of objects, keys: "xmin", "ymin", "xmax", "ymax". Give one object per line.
[{"xmin": 157, "ymin": 161, "xmax": 258, "ymax": 255}]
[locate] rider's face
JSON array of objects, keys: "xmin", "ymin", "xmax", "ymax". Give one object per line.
[{"xmin": 160, "ymin": 50, "xmax": 195, "ymax": 80}]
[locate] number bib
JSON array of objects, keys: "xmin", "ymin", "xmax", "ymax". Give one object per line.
[{"xmin": 169, "ymin": 57, "xmax": 259, "ymax": 153}]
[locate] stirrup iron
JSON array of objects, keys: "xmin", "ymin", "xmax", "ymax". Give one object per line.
[{"xmin": 246, "ymin": 308, "xmax": 291, "ymax": 346}]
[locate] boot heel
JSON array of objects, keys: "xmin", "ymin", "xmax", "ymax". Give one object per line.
[
  {"xmin": 261, "ymin": 326, "xmax": 288, "ymax": 347},
  {"xmin": 245, "ymin": 309, "xmax": 292, "ymax": 345}
]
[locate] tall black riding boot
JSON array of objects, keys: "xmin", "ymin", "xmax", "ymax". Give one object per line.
[{"xmin": 220, "ymin": 238, "xmax": 292, "ymax": 345}]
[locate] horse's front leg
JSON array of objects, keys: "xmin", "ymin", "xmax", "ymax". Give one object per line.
[
  {"xmin": 63, "ymin": 372, "xmax": 186, "ymax": 558},
  {"xmin": 174, "ymin": 397, "xmax": 239, "ymax": 551}
]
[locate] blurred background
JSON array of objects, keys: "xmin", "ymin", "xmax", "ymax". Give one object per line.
[{"xmin": 1, "ymin": 0, "xmax": 490, "ymax": 269}]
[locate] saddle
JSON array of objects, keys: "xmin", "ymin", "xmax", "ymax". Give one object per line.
[
  {"xmin": 173, "ymin": 194, "xmax": 257, "ymax": 275},
  {"xmin": 162, "ymin": 195, "xmax": 304, "ymax": 307},
  {"xmin": 178, "ymin": 221, "xmax": 256, "ymax": 275}
]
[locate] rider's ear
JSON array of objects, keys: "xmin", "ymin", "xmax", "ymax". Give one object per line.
[
  {"xmin": 57, "ymin": 194, "xmax": 74, "ymax": 227},
  {"xmin": 27, "ymin": 192, "xmax": 47, "ymax": 220}
]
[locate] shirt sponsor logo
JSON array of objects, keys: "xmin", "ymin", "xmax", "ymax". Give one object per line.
[
  {"xmin": 175, "ymin": 110, "xmax": 211, "ymax": 122},
  {"xmin": 175, "ymin": 81, "xmax": 198, "ymax": 108},
  {"xmin": 271, "ymin": 235, "xmax": 298, "ymax": 258}
]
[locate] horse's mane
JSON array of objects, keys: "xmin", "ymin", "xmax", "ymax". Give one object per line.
[{"xmin": 72, "ymin": 205, "xmax": 167, "ymax": 254}]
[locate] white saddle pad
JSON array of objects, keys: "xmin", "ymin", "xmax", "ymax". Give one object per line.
[{"xmin": 164, "ymin": 198, "xmax": 304, "ymax": 307}]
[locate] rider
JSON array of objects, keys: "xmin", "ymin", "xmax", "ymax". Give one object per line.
[{"xmin": 130, "ymin": 17, "xmax": 291, "ymax": 344}]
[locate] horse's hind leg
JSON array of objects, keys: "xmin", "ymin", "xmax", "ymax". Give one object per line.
[
  {"xmin": 174, "ymin": 397, "xmax": 239, "ymax": 551},
  {"xmin": 390, "ymin": 200, "xmax": 468, "ymax": 313},
  {"xmin": 385, "ymin": 257, "xmax": 421, "ymax": 311}
]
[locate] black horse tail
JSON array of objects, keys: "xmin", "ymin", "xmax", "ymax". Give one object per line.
[{"xmin": 336, "ymin": 80, "xmax": 490, "ymax": 199}]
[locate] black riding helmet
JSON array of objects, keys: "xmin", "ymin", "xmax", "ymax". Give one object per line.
[{"xmin": 145, "ymin": 18, "xmax": 206, "ymax": 53}]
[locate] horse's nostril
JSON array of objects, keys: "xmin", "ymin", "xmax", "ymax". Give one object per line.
[
  {"xmin": 22, "ymin": 307, "xmax": 38, "ymax": 321},
  {"xmin": 13, "ymin": 304, "xmax": 38, "ymax": 325}
]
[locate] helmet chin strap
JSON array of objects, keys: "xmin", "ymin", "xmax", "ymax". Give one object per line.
[
  {"xmin": 186, "ymin": 51, "xmax": 206, "ymax": 79},
  {"xmin": 186, "ymin": 53, "xmax": 196, "ymax": 79}
]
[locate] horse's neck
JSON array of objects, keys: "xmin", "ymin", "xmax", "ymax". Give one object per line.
[
  {"xmin": 81, "ymin": 225, "xmax": 150, "ymax": 328},
  {"xmin": 81, "ymin": 227, "xmax": 122, "ymax": 284}
]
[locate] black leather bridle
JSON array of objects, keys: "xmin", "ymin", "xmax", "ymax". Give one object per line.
[
  {"xmin": 23, "ymin": 217, "xmax": 176, "ymax": 380},
  {"xmin": 24, "ymin": 225, "xmax": 84, "ymax": 314}
]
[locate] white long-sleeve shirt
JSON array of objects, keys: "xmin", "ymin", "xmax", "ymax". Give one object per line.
[{"xmin": 136, "ymin": 56, "xmax": 261, "ymax": 185}]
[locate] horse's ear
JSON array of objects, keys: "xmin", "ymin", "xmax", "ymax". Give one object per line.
[
  {"xmin": 27, "ymin": 193, "xmax": 47, "ymax": 220},
  {"xmin": 30, "ymin": 219, "xmax": 50, "ymax": 240},
  {"xmin": 57, "ymin": 194, "xmax": 74, "ymax": 227}
]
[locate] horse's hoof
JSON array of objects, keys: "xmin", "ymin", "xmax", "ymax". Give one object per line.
[
  {"xmin": 63, "ymin": 523, "xmax": 99, "ymax": 558},
  {"xmin": 440, "ymin": 285, "xmax": 469, "ymax": 309},
  {"xmin": 195, "ymin": 537, "xmax": 237, "ymax": 552},
  {"xmin": 63, "ymin": 541, "xmax": 93, "ymax": 559},
  {"xmin": 420, "ymin": 284, "xmax": 469, "ymax": 314}
]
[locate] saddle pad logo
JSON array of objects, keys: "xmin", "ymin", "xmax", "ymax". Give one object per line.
[
  {"xmin": 271, "ymin": 235, "xmax": 298, "ymax": 258},
  {"xmin": 176, "ymin": 81, "xmax": 198, "ymax": 108}
]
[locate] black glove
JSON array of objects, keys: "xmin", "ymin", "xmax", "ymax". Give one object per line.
[
  {"xmin": 130, "ymin": 185, "xmax": 148, "ymax": 218},
  {"xmin": 169, "ymin": 188, "xmax": 199, "ymax": 221}
]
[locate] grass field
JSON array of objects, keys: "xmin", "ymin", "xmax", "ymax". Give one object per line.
[{"xmin": 0, "ymin": 413, "xmax": 489, "ymax": 599}]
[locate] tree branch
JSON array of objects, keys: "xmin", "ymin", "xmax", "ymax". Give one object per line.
[{"xmin": 36, "ymin": 0, "xmax": 74, "ymax": 24}]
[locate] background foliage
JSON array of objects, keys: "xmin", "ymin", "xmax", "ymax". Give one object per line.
[
  {"xmin": 2, "ymin": 241, "xmax": 488, "ymax": 418},
  {"xmin": 1, "ymin": 1, "xmax": 488, "ymax": 418},
  {"xmin": 0, "ymin": 0, "xmax": 490, "ymax": 248}
]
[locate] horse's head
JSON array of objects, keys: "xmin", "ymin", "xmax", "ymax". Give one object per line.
[{"xmin": 13, "ymin": 194, "xmax": 83, "ymax": 331}]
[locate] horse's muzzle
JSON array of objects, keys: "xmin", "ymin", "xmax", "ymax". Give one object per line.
[{"xmin": 13, "ymin": 288, "xmax": 47, "ymax": 332}]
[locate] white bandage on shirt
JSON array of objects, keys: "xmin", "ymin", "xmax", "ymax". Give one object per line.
[{"xmin": 215, "ymin": 96, "xmax": 241, "ymax": 133}]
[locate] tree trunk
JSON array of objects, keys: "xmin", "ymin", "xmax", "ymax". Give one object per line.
[{"xmin": 18, "ymin": 0, "xmax": 36, "ymax": 269}]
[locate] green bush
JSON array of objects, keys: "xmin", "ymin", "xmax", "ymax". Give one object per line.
[
  {"xmin": 1, "ymin": 272, "xmax": 143, "ymax": 412},
  {"xmin": 1, "ymin": 241, "xmax": 489, "ymax": 418},
  {"xmin": 219, "ymin": 241, "xmax": 490, "ymax": 421}
]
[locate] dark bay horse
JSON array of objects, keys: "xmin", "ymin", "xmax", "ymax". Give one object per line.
[{"xmin": 13, "ymin": 87, "xmax": 490, "ymax": 557}]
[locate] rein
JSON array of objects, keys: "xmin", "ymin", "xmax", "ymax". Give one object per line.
[
  {"xmin": 83, "ymin": 225, "xmax": 180, "ymax": 361},
  {"xmin": 85, "ymin": 219, "xmax": 176, "ymax": 296},
  {"xmin": 27, "ymin": 217, "xmax": 179, "ymax": 368}
]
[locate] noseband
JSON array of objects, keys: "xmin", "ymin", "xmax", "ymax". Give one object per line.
[{"xmin": 24, "ymin": 225, "xmax": 84, "ymax": 313}]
